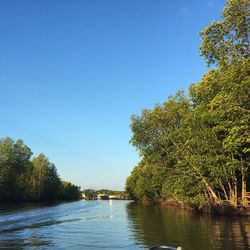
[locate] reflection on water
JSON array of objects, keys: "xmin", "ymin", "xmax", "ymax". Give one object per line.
[
  {"xmin": 0, "ymin": 200, "xmax": 140, "ymax": 250},
  {"xmin": 126, "ymin": 202, "xmax": 250, "ymax": 250},
  {"xmin": 0, "ymin": 200, "xmax": 250, "ymax": 249}
]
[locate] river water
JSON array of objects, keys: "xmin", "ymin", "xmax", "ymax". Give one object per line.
[{"xmin": 0, "ymin": 200, "xmax": 249, "ymax": 249}]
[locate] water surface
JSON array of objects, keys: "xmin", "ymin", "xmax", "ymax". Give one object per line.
[{"xmin": 0, "ymin": 200, "xmax": 249, "ymax": 249}]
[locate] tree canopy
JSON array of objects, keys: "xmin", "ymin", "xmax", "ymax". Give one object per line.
[
  {"xmin": 0, "ymin": 137, "xmax": 81, "ymax": 202},
  {"xmin": 126, "ymin": 0, "xmax": 250, "ymax": 209},
  {"xmin": 199, "ymin": 0, "xmax": 249, "ymax": 67}
]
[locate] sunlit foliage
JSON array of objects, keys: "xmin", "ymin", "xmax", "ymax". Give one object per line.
[
  {"xmin": 126, "ymin": 0, "xmax": 250, "ymax": 208},
  {"xmin": 0, "ymin": 137, "xmax": 81, "ymax": 202}
]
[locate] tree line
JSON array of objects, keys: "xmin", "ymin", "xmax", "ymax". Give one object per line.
[
  {"xmin": 126, "ymin": 0, "xmax": 250, "ymax": 209},
  {"xmin": 0, "ymin": 137, "xmax": 81, "ymax": 202},
  {"xmin": 83, "ymin": 189, "xmax": 128, "ymax": 200}
]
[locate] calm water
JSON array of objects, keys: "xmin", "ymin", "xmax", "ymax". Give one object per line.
[{"xmin": 0, "ymin": 200, "xmax": 250, "ymax": 249}]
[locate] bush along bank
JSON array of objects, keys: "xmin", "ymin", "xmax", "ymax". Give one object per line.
[
  {"xmin": 0, "ymin": 137, "xmax": 81, "ymax": 203},
  {"xmin": 126, "ymin": 0, "xmax": 250, "ymax": 215}
]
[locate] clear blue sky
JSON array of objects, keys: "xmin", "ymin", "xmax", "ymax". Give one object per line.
[{"xmin": 0, "ymin": 0, "xmax": 226, "ymax": 190}]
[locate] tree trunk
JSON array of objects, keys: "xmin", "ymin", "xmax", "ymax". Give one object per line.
[
  {"xmin": 202, "ymin": 178, "xmax": 220, "ymax": 203},
  {"xmin": 242, "ymin": 174, "xmax": 247, "ymax": 207}
]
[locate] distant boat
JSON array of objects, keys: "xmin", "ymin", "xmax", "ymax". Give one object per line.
[{"xmin": 97, "ymin": 194, "xmax": 109, "ymax": 200}]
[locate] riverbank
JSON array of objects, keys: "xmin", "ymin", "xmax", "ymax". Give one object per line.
[{"xmin": 137, "ymin": 199, "xmax": 250, "ymax": 216}]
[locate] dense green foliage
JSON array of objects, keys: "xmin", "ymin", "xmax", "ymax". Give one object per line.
[
  {"xmin": 126, "ymin": 0, "xmax": 250, "ymax": 208},
  {"xmin": 200, "ymin": 0, "xmax": 249, "ymax": 67},
  {"xmin": 0, "ymin": 137, "xmax": 81, "ymax": 202}
]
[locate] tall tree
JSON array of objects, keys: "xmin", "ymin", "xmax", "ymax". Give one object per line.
[
  {"xmin": 199, "ymin": 0, "xmax": 249, "ymax": 67},
  {"xmin": 0, "ymin": 137, "xmax": 33, "ymax": 201},
  {"xmin": 127, "ymin": 0, "xmax": 250, "ymax": 209},
  {"xmin": 32, "ymin": 154, "xmax": 61, "ymax": 200},
  {"xmin": 190, "ymin": 59, "xmax": 250, "ymax": 207}
]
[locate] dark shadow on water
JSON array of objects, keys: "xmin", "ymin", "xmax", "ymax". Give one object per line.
[
  {"xmin": 126, "ymin": 202, "xmax": 250, "ymax": 250},
  {"xmin": 0, "ymin": 200, "xmax": 80, "ymax": 249},
  {"xmin": 0, "ymin": 236, "xmax": 53, "ymax": 250},
  {"xmin": 0, "ymin": 200, "xmax": 74, "ymax": 215},
  {"xmin": 0, "ymin": 217, "xmax": 81, "ymax": 234}
]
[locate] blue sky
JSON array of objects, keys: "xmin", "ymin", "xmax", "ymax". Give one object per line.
[{"xmin": 0, "ymin": 0, "xmax": 226, "ymax": 190}]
